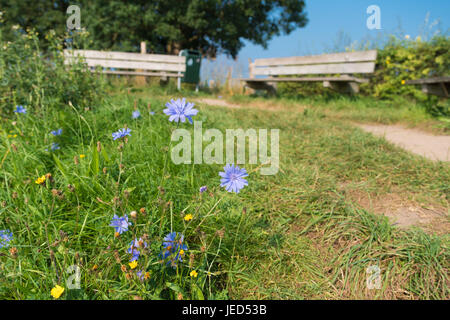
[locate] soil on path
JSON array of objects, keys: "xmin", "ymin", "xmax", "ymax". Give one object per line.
[{"xmin": 358, "ymin": 124, "xmax": 450, "ymax": 162}]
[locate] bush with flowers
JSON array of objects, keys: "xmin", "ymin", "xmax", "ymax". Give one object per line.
[{"xmin": 0, "ymin": 17, "xmax": 106, "ymax": 116}]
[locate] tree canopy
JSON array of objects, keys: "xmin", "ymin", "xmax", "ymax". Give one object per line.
[{"xmin": 0, "ymin": 0, "xmax": 308, "ymax": 58}]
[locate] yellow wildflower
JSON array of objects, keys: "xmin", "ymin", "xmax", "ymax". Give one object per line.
[
  {"xmin": 129, "ymin": 260, "xmax": 138, "ymax": 269},
  {"xmin": 190, "ymin": 270, "xmax": 198, "ymax": 278},
  {"xmin": 50, "ymin": 285, "xmax": 65, "ymax": 299},
  {"xmin": 184, "ymin": 214, "xmax": 193, "ymax": 222},
  {"xmin": 79, "ymin": 154, "xmax": 86, "ymax": 159},
  {"xmin": 179, "ymin": 249, "xmax": 185, "ymax": 256},
  {"xmin": 35, "ymin": 175, "xmax": 46, "ymax": 185},
  {"xmin": 401, "ymin": 80, "xmax": 406, "ymax": 85}
]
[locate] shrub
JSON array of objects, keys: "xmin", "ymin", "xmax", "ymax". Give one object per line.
[
  {"xmin": 367, "ymin": 35, "xmax": 450, "ymax": 100},
  {"xmin": 0, "ymin": 23, "xmax": 106, "ymax": 114}
]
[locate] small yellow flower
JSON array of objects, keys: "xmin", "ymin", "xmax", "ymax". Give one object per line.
[
  {"xmin": 13, "ymin": 134, "xmax": 17, "ymax": 138},
  {"xmin": 190, "ymin": 270, "xmax": 198, "ymax": 278},
  {"xmin": 144, "ymin": 272, "xmax": 150, "ymax": 280},
  {"xmin": 92, "ymin": 264, "xmax": 98, "ymax": 271},
  {"xmin": 50, "ymin": 285, "xmax": 65, "ymax": 299},
  {"xmin": 179, "ymin": 249, "xmax": 185, "ymax": 256},
  {"xmin": 401, "ymin": 80, "xmax": 406, "ymax": 85},
  {"xmin": 35, "ymin": 175, "xmax": 46, "ymax": 185},
  {"xmin": 79, "ymin": 154, "xmax": 86, "ymax": 159},
  {"xmin": 184, "ymin": 214, "xmax": 193, "ymax": 222},
  {"xmin": 129, "ymin": 260, "xmax": 138, "ymax": 269}
]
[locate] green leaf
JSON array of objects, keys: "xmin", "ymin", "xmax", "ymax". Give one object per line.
[
  {"xmin": 125, "ymin": 187, "xmax": 136, "ymax": 193},
  {"xmin": 101, "ymin": 145, "xmax": 110, "ymax": 163},
  {"xmin": 166, "ymin": 282, "xmax": 185, "ymax": 297},
  {"xmin": 192, "ymin": 284, "xmax": 205, "ymax": 300},
  {"xmin": 52, "ymin": 154, "xmax": 67, "ymax": 179},
  {"xmin": 89, "ymin": 143, "xmax": 100, "ymax": 176}
]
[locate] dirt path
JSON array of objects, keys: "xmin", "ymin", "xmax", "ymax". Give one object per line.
[
  {"xmin": 196, "ymin": 98, "xmax": 240, "ymax": 108},
  {"xmin": 358, "ymin": 124, "xmax": 450, "ymax": 162},
  {"xmin": 196, "ymin": 98, "xmax": 284, "ymax": 111}
]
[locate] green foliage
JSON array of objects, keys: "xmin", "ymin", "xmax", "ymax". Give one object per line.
[
  {"xmin": 0, "ymin": 0, "xmax": 308, "ymax": 58},
  {"xmin": 367, "ymin": 35, "xmax": 450, "ymax": 100},
  {"xmin": 0, "ymin": 0, "xmax": 68, "ymax": 47},
  {"xmin": 0, "ymin": 23, "xmax": 106, "ymax": 114}
]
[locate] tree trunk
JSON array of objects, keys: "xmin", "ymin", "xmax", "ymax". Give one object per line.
[{"xmin": 166, "ymin": 41, "xmax": 182, "ymax": 55}]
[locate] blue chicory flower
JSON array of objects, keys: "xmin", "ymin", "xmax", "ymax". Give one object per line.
[
  {"xmin": 163, "ymin": 98, "xmax": 198, "ymax": 124},
  {"xmin": 219, "ymin": 164, "xmax": 248, "ymax": 193},
  {"xmin": 136, "ymin": 270, "xmax": 145, "ymax": 281},
  {"xmin": 199, "ymin": 186, "xmax": 207, "ymax": 193},
  {"xmin": 50, "ymin": 143, "xmax": 60, "ymax": 151},
  {"xmin": 127, "ymin": 237, "xmax": 148, "ymax": 261},
  {"xmin": 50, "ymin": 129, "xmax": 62, "ymax": 136},
  {"xmin": 132, "ymin": 110, "xmax": 141, "ymax": 119},
  {"xmin": 109, "ymin": 214, "xmax": 131, "ymax": 234},
  {"xmin": 14, "ymin": 105, "xmax": 26, "ymax": 114},
  {"xmin": 161, "ymin": 232, "xmax": 188, "ymax": 268},
  {"xmin": 112, "ymin": 128, "xmax": 131, "ymax": 141},
  {"xmin": 0, "ymin": 230, "xmax": 13, "ymax": 248}
]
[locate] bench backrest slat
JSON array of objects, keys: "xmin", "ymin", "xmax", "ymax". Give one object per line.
[
  {"xmin": 64, "ymin": 49, "xmax": 186, "ymax": 73},
  {"xmin": 252, "ymin": 50, "xmax": 377, "ymax": 76},
  {"xmin": 257, "ymin": 62, "xmax": 376, "ymax": 76}
]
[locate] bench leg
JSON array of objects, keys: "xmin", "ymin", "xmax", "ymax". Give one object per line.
[
  {"xmin": 323, "ymin": 81, "xmax": 360, "ymax": 94},
  {"xmin": 421, "ymin": 83, "xmax": 449, "ymax": 98},
  {"xmin": 244, "ymin": 81, "xmax": 277, "ymax": 95}
]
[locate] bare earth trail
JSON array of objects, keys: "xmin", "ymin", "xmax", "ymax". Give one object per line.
[{"xmin": 357, "ymin": 124, "xmax": 450, "ymax": 162}]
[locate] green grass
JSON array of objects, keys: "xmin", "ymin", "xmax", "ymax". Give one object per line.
[
  {"xmin": 200, "ymin": 100, "xmax": 449, "ymax": 299},
  {"xmin": 0, "ymin": 86, "xmax": 448, "ymax": 300},
  {"xmin": 227, "ymin": 93, "xmax": 450, "ymax": 133}
]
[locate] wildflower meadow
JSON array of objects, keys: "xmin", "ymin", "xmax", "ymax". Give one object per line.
[
  {"xmin": 1, "ymin": 83, "xmax": 252, "ymax": 299},
  {"xmin": 0, "ymin": 1, "xmax": 449, "ymax": 305}
]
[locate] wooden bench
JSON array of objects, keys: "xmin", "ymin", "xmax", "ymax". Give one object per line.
[
  {"xmin": 241, "ymin": 50, "xmax": 377, "ymax": 94},
  {"xmin": 64, "ymin": 49, "xmax": 186, "ymax": 89},
  {"xmin": 405, "ymin": 77, "xmax": 450, "ymax": 98}
]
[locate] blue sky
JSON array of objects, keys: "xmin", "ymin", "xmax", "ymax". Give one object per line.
[{"xmin": 201, "ymin": 0, "xmax": 450, "ymax": 81}]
